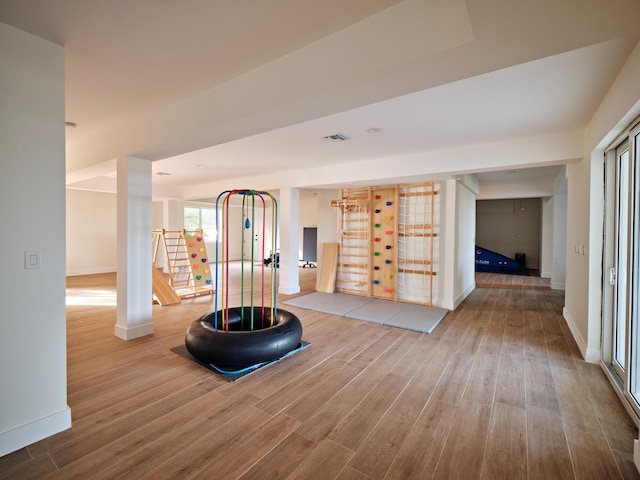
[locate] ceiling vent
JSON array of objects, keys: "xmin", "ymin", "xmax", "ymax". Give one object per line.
[
  {"xmin": 323, "ymin": 133, "xmax": 350, "ymax": 142},
  {"xmin": 155, "ymin": 171, "xmax": 171, "ymax": 176}
]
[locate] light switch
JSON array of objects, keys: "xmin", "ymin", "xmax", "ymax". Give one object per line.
[{"xmin": 25, "ymin": 250, "xmax": 41, "ymax": 269}]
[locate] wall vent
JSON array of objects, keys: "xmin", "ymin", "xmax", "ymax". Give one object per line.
[{"xmin": 323, "ymin": 133, "xmax": 350, "ymax": 142}]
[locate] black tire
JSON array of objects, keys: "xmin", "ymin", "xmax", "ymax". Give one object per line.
[{"xmin": 185, "ymin": 307, "xmax": 303, "ymax": 369}]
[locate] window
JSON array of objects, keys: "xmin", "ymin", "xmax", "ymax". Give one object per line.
[{"xmin": 184, "ymin": 205, "xmax": 216, "ymax": 239}]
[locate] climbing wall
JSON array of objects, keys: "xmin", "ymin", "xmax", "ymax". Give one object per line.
[
  {"xmin": 184, "ymin": 233, "xmax": 213, "ymax": 289},
  {"xmin": 332, "ymin": 182, "xmax": 438, "ymax": 305},
  {"xmin": 370, "ymin": 187, "xmax": 398, "ymax": 301},
  {"xmin": 332, "ymin": 188, "xmax": 370, "ymax": 296}
]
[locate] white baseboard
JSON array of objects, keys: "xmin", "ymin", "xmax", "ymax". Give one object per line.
[
  {"xmin": 66, "ymin": 267, "xmax": 116, "ymax": 276},
  {"xmin": 0, "ymin": 406, "xmax": 71, "ymax": 457},
  {"xmin": 540, "ymin": 270, "xmax": 552, "ymax": 279},
  {"xmin": 114, "ymin": 322, "xmax": 154, "ymax": 340},
  {"xmin": 563, "ymin": 307, "xmax": 600, "ymax": 363},
  {"xmin": 551, "ymin": 281, "xmax": 566, "ymax": 290},
  {"xmin": 454, "ymin": 282, "xmax": 475, "ymax": 310}
]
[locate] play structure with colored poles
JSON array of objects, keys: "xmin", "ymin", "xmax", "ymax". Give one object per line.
[{"xmin": 185, "ymin": 189, "xmax": 303, "ymax": 370}]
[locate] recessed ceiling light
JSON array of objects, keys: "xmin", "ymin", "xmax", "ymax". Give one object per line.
[
  {"xmin": 155, "ymin": 171, "xmax": 171, "ymax": 176},
  {"xmin": 196, "ymin": 164, "xmax": 206, "ymax": 168},
  {"xmin": 366, "ymin": 127, "xmax": 382, "ymax": 134},
  {"xmin": 323, "ymin": 133, "xmax": 350, "ymax": 142}
]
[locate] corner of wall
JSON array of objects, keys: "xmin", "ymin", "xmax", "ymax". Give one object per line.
[{"xmin": 563, "ymin": 307, "xmax": 600, "ymax": 363}]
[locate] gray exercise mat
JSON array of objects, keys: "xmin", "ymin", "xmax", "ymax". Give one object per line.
[
  {"xmin": 383, "ymin": 303, "xmax": 448, "ymax": 333},
  {"xmin": 345, "ymin": 298, "xmax": 406, "ymax": 324},
  {"xmin": 284, "ymin": 292, "xmax": 448, "ymax": 333},
  {"xmin": 283, "ymin": 292, "xmax": 372, "ymax": 316}
]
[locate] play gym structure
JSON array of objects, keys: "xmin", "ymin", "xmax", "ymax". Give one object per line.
[
  {"xmin": 152, "ymin": 229, "xmax": 214, "ymax": 305},
  {"xmin": 331, "ymin": 182, "xmax": 438, "ymax": 305},
  {"xmin": 185, "ymin": 189, "xmax": 303, "ymax": 370}
]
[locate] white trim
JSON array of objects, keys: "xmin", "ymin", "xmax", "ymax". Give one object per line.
[
  {"xmin": 453, "ymin": 282, "xmax": 475, "ymax": 310},
  {"xmin": 66, "ymin": 267, "xmax": 116, "ymax": 276},
  {"xmin": 563, "ymin": 307, "xmax": 600, "ymax": 363},
  {"xmin": 0, "ymin": 407, "xmax": 71, "ymax": 457},
  {"xmin": 551, "ymin": 281, "xmax": 566, "ymax": 290},
  {"xmin": 540, "ymin": 270, "xmax": 552, "ymax": 279},
  {"xmin": 114, "ymin": 322, "xmax": 154, "ymax": 340}
]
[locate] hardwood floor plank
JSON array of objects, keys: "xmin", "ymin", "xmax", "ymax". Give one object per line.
[
  {"xmin": 565, "ymin": 426, "xmax": 623, "ymax": 480},
  {"xmin": 347, "ymin": 384, "xmax": 431, "ymax": 479},
  {"xmin": 384, "ymin": 399, "xmax": 456, "ymax": 480},
  {"xmin": 494, "ymin": 354, "xmax": 526, "ymax": 409},
  {"xmin": 286, "ymin": 439, "xmax": 355, "ymax": 480},
  {"xmin": 525, "ymin": 357, "xmax": 560, "ymax": 413},
  {"xmin": 192, "ymin": 414, "xmax": 301, "ymax": 479},
  {"xmin": 295, "ymin": 366, "xmax": 386, "ymax": 443},
  {"xmin": 432, "ymin": 400, "xmax": 491, "ymax": 480},
  {"xmin": 526, "ymin": 405, "xmax": 573, "ymax": 480},
  {"xmin": 552, "ymin": 365, "xmax": 603, "ymax": 436},
  {"xmin": 328, "ymin": 372, "xmax": 409, "ymax": 450},
  {"xmin": 134, "ymin": 406, "xmax": 272, "ymax": 480},
  {"xmin": 430, "ymin": 351, "xmax": 475, "ymax": 406},
  {"xmin": 94, "ymin": 391, "xmax": 262, "ymax": 480},
  {"xmin": 48, "ymin": 387, "xmax": 226, "ymax": 475},
  {"xmin": 237, "ymin": 432, "xmax": 316, "ymax": 480},
  {"xmin": 480, "ymin": 402, "xmax": 527, "ymax": 480},
  {"xmin": 462, "ymin": 352, "xmax": 499, "ymax": 405}
]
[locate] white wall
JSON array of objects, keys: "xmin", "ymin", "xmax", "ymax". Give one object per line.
[
  {"xmin": 540, "ymin": 197, "xmax": 554, "ymax": 278},
  {"xmin": 454, "ymin": 176, "xmax": 478, "ymax": 307},
  {"xmin": 564, "ymin": 39, "xmax": 640, "ymax": 363},
  {"xmin": 67, "ymin": 190, "xmax": 117, "ymax": 275},
  {"xmin": 0, "ymin": 23, "xmax": 70, "ymax": 456}
]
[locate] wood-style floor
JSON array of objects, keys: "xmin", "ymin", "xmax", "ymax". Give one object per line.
[{"xmin": 1, "ymin": 266, "xmax": 639, "ymax": 479}]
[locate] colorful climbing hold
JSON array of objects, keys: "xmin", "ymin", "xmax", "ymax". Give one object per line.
[
  {"xmin": 374, "ymin": 266, "xmax": 380, "ymax": 270},
  {"xmin": 374, "ymin": 252, "xmax": 380, "ymax": 256},
  {"xmin": 193, "ymin": 264, "xmax": 199, "ymax": 269},
  {"xmin": 375, "ymin": 195, "xmax": 381, "ymax": 199},
  {"xmin": 386, "ymin": 216, "xmax": 393, "ymax": 221},
  {"xmin": 199, "ymin": 247, "xmax": 205, "ymax": 252},
  {"xmin": 206, "ymin": 279, "xmax": 211, "ymax": 285},
  {"xmin": 191, "ymin": 253, "xmax": 197, "ymax": 258},
  {"xmin": 201, "ymin": 258, "xmax": 207, "ymax": 263},
  {"xmin": 245, "ymin": 218, "xmax": 251, "ymax": 229},
  {"xmin": 375, "ymin": 209, "xmax": 381, "ymax": 214},
  {"xmin": 374, "ymin": 237, "xmax": 380, "ymax": 242},
  {"xmin": 384, "ymin": 288, "xmax": 392, "ymax": 293},
  {"xmin": 375, "ymin": 223, "xmax": 381, "ymax": 228},
  {"xmin": 385, "ymin": 230, "xmax": 393, "ymax": 235},
  {"xmin": 385, "ymin": 245, "xmax": 392, "ymax": 250},
  {"xmin": 374, "ymin": 280, "xmax": 380, "ymax": 285},
  {"xmin": 385, "ymin": 259, "xmax": 392, "ymax": 264},
  {"xmin": 204, "ymin": 268, "xmax": 210, "ymax": 273},
  {"xmin": 196, "ymin": 237, "xmax": 202, "ymax": 242},
  {"xmin": 386, "ymin": 201, "xmax": 392, "ymax": 206},
  {"xmin": 384, "ymin": 274, "xmax": 392, "ymax": 279},
  {"xmin": 188, "ymin": 242, "xmax": 195, "ymax": 248},
  {"xmin": 196, "ymin": 275, "xmax": 202, "ymax": 280}
]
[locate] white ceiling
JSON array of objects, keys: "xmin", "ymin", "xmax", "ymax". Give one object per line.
[{"xmin": 1, "ymin": 0, "xmax": 639, "ymax": 194}]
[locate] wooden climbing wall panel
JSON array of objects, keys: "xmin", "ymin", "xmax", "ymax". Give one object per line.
[
  {"xmin": 332, "ymin": 188, "xmax": 370, "ymax": 296},
  {"xmin": 332, "ymin": 182, "xmax": 438, "ymax": 305},
  {"xmin": 370, "ymin": 187, "xmax": 398, "ymax": 301}
]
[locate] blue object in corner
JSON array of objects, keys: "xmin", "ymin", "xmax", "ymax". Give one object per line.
[{"xmin": 475, "ymin": 245, "xmax": 521, "ymax": 272}]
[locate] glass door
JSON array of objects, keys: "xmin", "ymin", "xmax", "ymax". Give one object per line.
[{"xmin": 603, "ymin": 125, "xmax": 640, "ymax": 418}]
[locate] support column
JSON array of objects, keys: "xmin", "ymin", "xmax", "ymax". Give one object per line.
[
  {"xmin": 115, "ymin": 156, "xmax": 154, "ymax": 340},
  {"xmin": 278, "ymin": 187, "xmax": 300, "ymax": 295}
]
